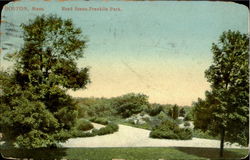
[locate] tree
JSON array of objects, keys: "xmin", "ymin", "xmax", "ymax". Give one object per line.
[
  {"xmin": 193, "ymin": 30, "xmax": 249, "ymax": 157},
  {"xmin": 113, "ymin": 93, "xmax": 149, "ymax": 118},
  {"xmin": 172, "ymin": 105, "xmax": 179, "ymax": 120},
  {"xmin": 179, "ymin": 108, "xmax": 185, "ymax": 117},
  {"xmin": 0, "ymin": 15, "xmax": 90, "ymax": 148},
  {"xmin": 167, "ymin": 107, "xmax": 173, "ymax": 118}
]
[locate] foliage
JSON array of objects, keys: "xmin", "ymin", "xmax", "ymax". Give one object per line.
[
  {"xmin": 0, "ymin": 15, "xmax": 89, "ymax": 148},
  {"xmin": 93, "ymin": 123, "xmax": 119, "ymax": 136},
  {"xmin": 179, "ymin": 107, "xmax": 186, "ymax": 117},
  {"xmin": 184, "ymin": 121, "xmax": 190, "ymax": 127},
  {"xmin": 71, "ymin": 122, "xmax": 119, "ymax": 137},
  {"xmin": 145, "ymin": 103, "xmax": 163, "ymax": 116},
  {"xmin": 89, "ymin": 117, "xmax": 109, "ymax": 125},
  {"xmin": 155, "ymin": 111, "xmax": 168, "ymax": 121},
  {"xmin": 76, "ymin": 95, "xmax": 178, "ymax": 123},
  {"xmin": 150, "ymin": 119, "xmax": 192, "ymax": 140},
  {"xmin": 167, "ymin": 104, "xmax": 180, "ymax": 120},
  {"xmin": 113, "ymin": 93, "xmax": 149, "ymax": 118},
  {"xmin": 76, "ymin": 97, "xmax": 114, "ymax": 118},
  {"xmin": 172, "ymin": 105, "xmax": 179, "ymax": 120},
  {"xmin": 193, "ymin": 129, "xmax": 219, "ymax": 140},
  {"xmin": 76, "ymin": 119, "xmax": 94, "ymax": 131},
  {"xmin": 193, "ymin": 30, "xmax": 249, "ymax": 156},
  {"xmin": 70, "ymin": 129, "xmax": 95, "ymax": 138},
  {"xmin": 184, "ymin": 109, "xmax": 193, "ymax": 121}
]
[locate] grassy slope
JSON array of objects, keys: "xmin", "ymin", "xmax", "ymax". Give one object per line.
[{"xmin": 0, "ymin": 147, "xmax": 248, "ymax": 160}]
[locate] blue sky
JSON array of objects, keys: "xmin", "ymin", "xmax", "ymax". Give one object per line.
[{"xmin": 1, "ymin": 0, "xmax": 248, "ymax": 105}]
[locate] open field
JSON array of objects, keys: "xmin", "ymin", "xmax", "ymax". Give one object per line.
[{"xmin": 0, "ymin": 147, "xmax": 248, "ymax": 160}]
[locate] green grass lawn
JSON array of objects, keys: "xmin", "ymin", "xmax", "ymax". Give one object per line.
[{"xmin": 0, "ymin": 147, "xmax": 248, "ymax": 160}]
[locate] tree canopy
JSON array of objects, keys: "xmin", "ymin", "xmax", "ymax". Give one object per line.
[
  {"xmin": 193, "ymin": 30, "xmax": 249, "ymax": 157},
  {"xmin": 0, "ymin": 14, "xmax": 90, "ymax": 148},
  {"xmin": 113, "ymin": 93, "xmax": 149, "ymax": 118}
]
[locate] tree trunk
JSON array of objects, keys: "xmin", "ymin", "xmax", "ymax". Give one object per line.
[{"xmin": 220, "ymin": 127, "xmax": 225, "ymax": 157}]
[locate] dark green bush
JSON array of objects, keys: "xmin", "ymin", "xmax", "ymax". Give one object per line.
[
  {"xmin": 76, "ymin": 119, "xmax": 94, "ymax": 131},
  {"xmin": 91, "ymin": 128, "xmax": 99, "ymax": 135},
  {"xmin": 71, "ymin": 130, "xmax": 96, "ymax": 138},
  {"xmin": 177, "ymin": 128, "xmax": 193, "ymax": 140},
  {"xmin": 193, "ymin": 129, "xmax": 218, "ymax": 139},
  {"xmin": 146, "ymin": 104, "xmax": 163, "ymax": 116},
  {"xmin": 150, "ymin": 129, "xmax": 179, "ymax": 139},
  {"xmin": 107, "ymin": 123, "xmax": 119, "ymax": 132},
  {"xmin": 184, "ymin": 111, "xmax": 193, "ymax": 121},
  {"xmin": 156, "ymin": 111, "xmax": 169, "ymax": 121},
  {"xmin": 72, "ymin": 122, "xmax": 119, "ymax": 137},
  {"xmin": 89, "ymin": 117, "xmax": 109, "ymax": 125},
  {"xmin": 95, "ymin": 127, "xmax": 112, "ymax": 135},
  {"xmin": 94, "ymin": 123, "xmax": 119, "ymax": 136},
  {"xmin": 184, "ymin": 121, "xmax": 190, "ymax": 127},
  {"xmin": 149, "ymin": 120, "xmax": 192, "ymax": 140}
]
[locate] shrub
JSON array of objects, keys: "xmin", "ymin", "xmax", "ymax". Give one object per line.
[
  {"xmin": 149, "ymin": 117, "xmax": 162, "ymax": 129},
  {"xmin": 146, "ymin": 104, "xmax": 163, "ymax": 116},
  {"xmin": 149, "ymin": 119, "xmax": 192, "ymax": 140},
  {"xmin": 76, "ymin": 119, "xmax": 94, "ymax": 131},
  {"xmin": 89, "ymin": 117, "xmax": 109, "ymax": 125},
  {"xmin": 184, "ymin": 111, "xmax": 193, "ymax": 121},
  {"xmin": 73, "ymin": 122, "xmax": 119, "ymax": 137},
  {"xmin": 156, "ymin": 111, "xmax": 168, "ymax": 121},
  {"xmin": 107, "ymin": 123, "xmax": 119, "ymax": 132},
  {"xmin": 175, "ymin": 119, "xmax": 182, "ymax": 125},
  {"xmin": 93, "ymin": 123, "xmax": 119, "ymax": 136},
  {"xmin": 184, "ymin": 121, "xmax": 190, "ymax": 127},
  {"xmin": 95, "ymin": 127, "xmax": 112, "ymax": 135},
  {"xmin": 177, "ymin": 128, "xmax": 193, "ymax": 140},
  {"xmin": 150, "ymin": 129, "xmax": 179, "ymax": 139},
  {"xmin": 70, "ymin": 130, "xmax": 96, "ymax": 138},
  {"xmin": 142, "ymin": 116, "xmax": 150, "ymax": 122},
  {"xmin": 193, "ymin": 129, "xmax": 218, "ymax": 139},
  {"xmin": 127, "ymin": 119, "xmax": 136, "ymax": 124},
  {"xmin": 91, "ymin": 128, "xmax": 99, "ymax": 135},
  {"xmin": 179, "ymin": 108, "xmax": 186, "ymax": 117}
]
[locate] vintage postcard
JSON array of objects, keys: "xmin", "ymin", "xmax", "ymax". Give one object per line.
[{"xmin": 0, "ymin": 0, "xmax": 248, "ymax": 159}]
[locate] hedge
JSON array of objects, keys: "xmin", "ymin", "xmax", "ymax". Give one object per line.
[
  {"xmin": 149, "ymin": 119, "xmax": 192, "ymax": 140},
  {"xmin": 71, "ymin": 122, "xmax": 119, "ymax": 138}
]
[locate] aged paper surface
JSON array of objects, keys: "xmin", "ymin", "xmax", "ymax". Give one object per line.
[{"xmin": 0, "ymin": 0, "xmax": 248, "ymax": 159}]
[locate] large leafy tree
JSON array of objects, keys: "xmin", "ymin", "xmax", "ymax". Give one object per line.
[
  {"xmin": 0, "ymin": 15, "xmax": 90, "ymax": 148},
  {"xmin": 193, "ymin": 30, "xmax": 249, "ymax": 157},
  {"xmin": 113, "ymin": 93, "xmax": 149, "ymax": 118}
]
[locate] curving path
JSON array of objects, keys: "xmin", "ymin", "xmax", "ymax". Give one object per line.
[{"xmin": 60, "ymin": 123, "xmax": 245, "ymax": 148}]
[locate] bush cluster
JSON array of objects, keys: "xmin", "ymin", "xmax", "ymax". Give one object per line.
[
  {"xmin": 146, "ymin": 105, "xmax": 163, "ymax": 116},
  {"xmin": 184, "ymin": 111, "xmax": 193, "ymax": 121},
  {"xmin": 76, "ymin": 119, "xmax": 94, "ymax": 131},
  {"xmin": 71, "ymin": 122, "xmax": 119, "ymax": 138},
  {"xmin": 149, "ymin": 120, "xmax": 192, "ymax": 140},
  {"xmin": 184, "ymin": 121, "xmax": 190, "ymax": 127},
  {"xmin": 192, "ymin": 129, "xmax": 218, "ymax": 139},
  {"xmin": 92, "ymin": 123, "xmax": 119, "ymax": 135},
  {"xmin": 89, "ymin": 117, "xmax": 109, "ymax": 125},
  {"xmin": 70, "ymin": 130, "xmax": 95, "ymax": 138}
]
